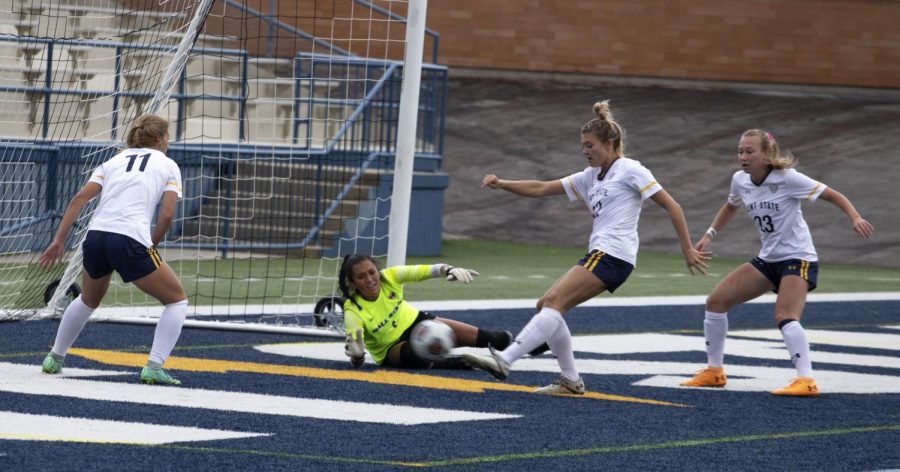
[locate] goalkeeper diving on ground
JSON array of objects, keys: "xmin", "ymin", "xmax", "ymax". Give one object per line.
[{"xmin": 339, "ymin": 254, "xmax": 513, "ymax": 369}]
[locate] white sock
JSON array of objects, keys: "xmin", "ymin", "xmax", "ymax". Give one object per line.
[
  {"xmin": 51, "ymin": 295, "xmax": 95, "ymax": 357},
  {"xmin": 546, "ymin": 314, "xmax": 579, "ymax": 382},
  {"xmin": 704, "ymin": 311, "xmax": 728, "ymax": 367},
  {"xmin": 148, "ymin": 300, "xmax": 188, "ymax": 365},
  {"xmin": 780, "ymin": 320, "xmax": 813, "ymax": 378},
  {"xmin": 499, "ymin": 307, "xmax": 563, "ymax": 365}
]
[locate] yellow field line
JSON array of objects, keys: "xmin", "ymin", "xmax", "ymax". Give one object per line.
[{"xmin": 69, "ymin": 348, "xmax": 684, "ymax": 406}]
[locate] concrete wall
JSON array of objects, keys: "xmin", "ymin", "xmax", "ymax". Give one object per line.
[{"xmin": 426, "ymin": 0, "xmax": 900, "ymax": 88}]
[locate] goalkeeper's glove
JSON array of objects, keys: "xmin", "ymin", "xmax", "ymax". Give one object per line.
[
  {"xmin": 445, "ymin": 266, "xmax": 479, "ymax": 284},
  {"xmin": 345, "ymin": 328, "xmax": 365, "ymax": 366}
]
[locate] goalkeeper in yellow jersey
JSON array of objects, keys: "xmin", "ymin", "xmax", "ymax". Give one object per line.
[{"xmin": 339, "ymin": 254, "xmax": 513, "ymax": 369}]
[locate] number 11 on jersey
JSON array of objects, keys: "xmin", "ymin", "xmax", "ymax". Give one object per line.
[{"xmin": 126, "ymin": 153, "xmax": 151, "ymax": 172}]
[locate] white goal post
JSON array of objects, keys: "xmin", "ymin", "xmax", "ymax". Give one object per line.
[{"xmin": 0, "ymin": 0, "xmax": 442, "ymax": 336}]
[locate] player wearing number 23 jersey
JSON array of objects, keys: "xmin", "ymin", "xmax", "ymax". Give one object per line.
[
  {"xmin": 727, "ymin": 168, "xmax": 824, "ymax": 262},
  {"xmin": 682, "ymin": 129, "xmax": 874, "ymax": 397}
]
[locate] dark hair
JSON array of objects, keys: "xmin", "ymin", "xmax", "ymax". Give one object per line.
[
  {"xmin": 338, "ymin": 254, "xmax": 380, "ymax": 309},
  {"xmin": 581, "ymin": 100, "xmax": 625, "ymax": 157},
  {"xmin": 126, "ymin": 114, "xmax": 169, "ymax": 149}
]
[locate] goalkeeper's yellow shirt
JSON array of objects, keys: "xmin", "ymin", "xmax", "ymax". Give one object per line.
[{"xmin": 343, "ymin": 265, "xmax": 434, "ymax": 365}]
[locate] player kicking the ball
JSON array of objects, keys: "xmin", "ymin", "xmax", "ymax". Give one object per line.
[
  {"xmin": 680, "ymin": 129, "xmax": 874, "ymax": 396},
  {"xmin": 463, "ymin": 100, "xmax": 709, "ymax": 395}
]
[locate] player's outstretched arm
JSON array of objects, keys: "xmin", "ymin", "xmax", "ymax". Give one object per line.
[
  {"xmin": 819, "ymin": 188, "xmax": 874, "ymax": 238},
  {"xmin": 445, "ymin": 266, "xmax": 479, "ymax": 283},
  {"xmin": 481, "ymin": 174, "xmax": 564, "ymax": 198},
  {"xmin": 650, "ymin": 190, "xmax": 710, "ymax": 275},
  {"xmin": 38, "ymin": 182, "xmax": 102, "ymax": 269}
]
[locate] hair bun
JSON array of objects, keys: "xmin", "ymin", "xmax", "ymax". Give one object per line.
[{"xmin": 593, "ymin": 100, "xmax": 612, "ymax": 120}]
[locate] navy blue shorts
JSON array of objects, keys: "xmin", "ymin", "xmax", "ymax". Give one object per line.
[
  {"xmin": 578, "ymin": 250, "xmax": 634, "ymax": 293},
  {"xmin": 82, "ymin": 230, "xmax": 162, "ymax": 282},
  {"xmin": 750, "ymin": 257, "xmax": 818, "ymax": 293}
]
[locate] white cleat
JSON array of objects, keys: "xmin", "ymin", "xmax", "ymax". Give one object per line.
[{"xmin": 534, "ymin": 375, "xmax": 585, "ymax": 395}]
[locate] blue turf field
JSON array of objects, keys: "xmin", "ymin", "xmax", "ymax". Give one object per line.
[{"xmin": 1, "ymin": 299, "xmax": 899, "ymax": 471}]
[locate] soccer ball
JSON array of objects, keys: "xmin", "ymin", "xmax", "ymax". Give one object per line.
[{"xmin": 410, "ymin": 320, "xmax": 456, "ymax": 361}]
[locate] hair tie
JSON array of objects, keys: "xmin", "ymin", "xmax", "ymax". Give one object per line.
[{"xmin": 765, "ymin": 132, "xmax": 775, "ymax": 141}]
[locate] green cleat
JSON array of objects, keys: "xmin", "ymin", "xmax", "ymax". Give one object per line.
[
  {"xmin": 140, "ymin": 365, "xmax": 182, "ymax": 386},
  {"xmin": 41, "ymin": 353, "xmax": 64, "ymax": 374}
]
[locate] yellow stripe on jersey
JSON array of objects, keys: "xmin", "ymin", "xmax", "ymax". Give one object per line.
[
  {"xmin": 806, "ymin": 183, "xmax": 821, "ymax": 200},
  {"xmin": 566, "ymin": 177, "xmax": 583, "ymax": 201},
  {"xmin": 639, "ymin": 181, "xmax": 658, "ymax": 193}
]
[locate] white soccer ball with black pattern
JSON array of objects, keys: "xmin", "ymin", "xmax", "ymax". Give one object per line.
[{"xmin": 410, "ymin": 320, "xmax": 456, "ymax": 361}]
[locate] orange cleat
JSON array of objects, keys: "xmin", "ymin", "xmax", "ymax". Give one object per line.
[
  {"xmin": 680, "ymin": 366, "xmax": 727, "ymax": 387},
  {"xmin": 771, "ymin": 377, "xmax": 820, "ymax": 397}
]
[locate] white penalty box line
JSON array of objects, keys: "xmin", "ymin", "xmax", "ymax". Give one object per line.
[
  {"xmin": 83, "ymin": 291, "xmax": 900, "ymax": 317},
  {"xmin": 413, "ymin": 292, "xmax": 900, "ymax": 312}
]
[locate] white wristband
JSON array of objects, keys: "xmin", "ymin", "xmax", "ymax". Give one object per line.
[{"xmin": 705, "ymin": 227, "xmax": 717, "ymax": 239}]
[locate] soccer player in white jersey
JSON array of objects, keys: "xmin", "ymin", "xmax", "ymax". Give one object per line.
[
  {"xmin": 37, "ymin": 114, "xmax": 189, "ymax": 386},
  {"xmin": 463, "ymin": 100, "xmax": 710, "ymax": 395},
  {"xmin": 680, "ymin": 129, "xmax": 874, "ymax": 396}
]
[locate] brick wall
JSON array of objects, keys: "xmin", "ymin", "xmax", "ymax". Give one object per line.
[{"xmin": 426, "ymin": 0, "xmax": 900, "ymax": 88}]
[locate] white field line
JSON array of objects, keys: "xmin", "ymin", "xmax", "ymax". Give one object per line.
[{"xmin": 68, "ymin": 291, "xmax": 900, "ymax": 319}]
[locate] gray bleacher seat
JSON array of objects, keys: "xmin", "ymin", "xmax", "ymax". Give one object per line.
[
  {"xmin": 78, "ymin": 95, "xmax": 117, "ymax": 141},
  {"xmin": 0, "ymin": 90, "xmax": 39, "ymax": 139},
  {"xmin": 245, "ymin": 98, "xmax": 294, "ymax": 144},
  {"xmin": 0, "ymin": 0, "xmax": 14, "ymax": 15},
  {"xmin": 180, "ymin": 115, "xmax": 241, "ymax": 144}
]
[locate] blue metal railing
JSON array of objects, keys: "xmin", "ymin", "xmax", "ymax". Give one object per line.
[
  {"xmin": 0, "ymin": 35, "xmax": 247, "ymax": 142},
  {"xmin": 0, "ymin": 9, "xmax": 448, "ymax": 256}
]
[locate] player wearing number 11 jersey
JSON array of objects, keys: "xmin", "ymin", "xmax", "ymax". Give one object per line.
[
  {"xmin": 37, "ymin": 115, "xmax": 189, "ymax": 386},
  {"xmin": 680, "ymin": 129, "xmax": 875, "ymax": 396}
]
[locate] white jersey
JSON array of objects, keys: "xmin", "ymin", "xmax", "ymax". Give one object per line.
[
  {"xmin": 561, "ymin": 157, "xmax": 662, "ymax": 265},
  {"xmin": 727, "ymin": 168, "xmax": 826, "ymax": 262},
  {"xmin": 87, "ymin": 148, "xmax": 182, "ymax": 247}
]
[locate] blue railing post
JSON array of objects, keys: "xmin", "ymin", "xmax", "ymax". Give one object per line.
[
  {"xmin": 221, "ymin": 156, "xmax": 234, "ymax": 259},
  {"xmin": 177, "ymin": 64, "xmax": 186, "ymax": 142},
  {"xmin": 42, "ymin": 42, "xmax": 53, "ymax": 139},
  {"xmin": 239, "ymin": 52, "xmax": 248, "ymax": 141},
  {"xmin": 111, "ymin": 45, "xmax": 122, "ymax": 141}
]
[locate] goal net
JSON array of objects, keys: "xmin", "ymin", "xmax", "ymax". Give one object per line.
[{"xmin": 0, "ymin": 0, "xmax": 444, "ymax": 335}]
